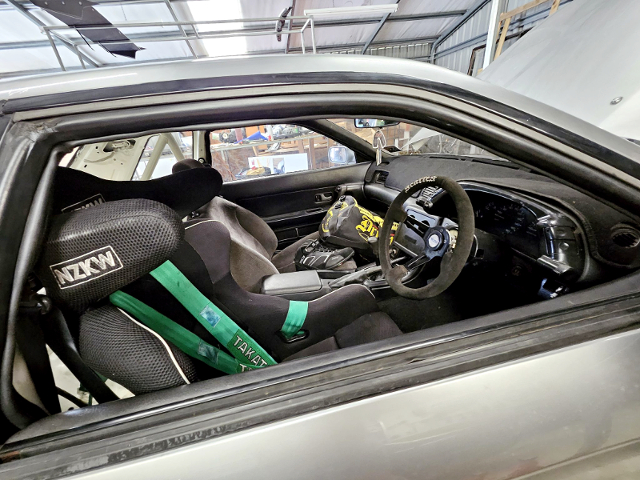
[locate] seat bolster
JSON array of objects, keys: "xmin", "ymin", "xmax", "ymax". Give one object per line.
[
  {"xmin": 334, "ymin": 311, "xmax": 402, "ymax": 348},
  {"xmin": 297, "ymin": 284, "xmax": 382, "ymax": 344},
  {"xmin": 229, "ymin": 239, "xmax": 279, "ymax": 292},
  {"xmin": 308, "ymin": 284, "xmax": 379, "ymax": 318},
  {"xmin": 199, "ymin": 197, "xmax": 273, "ymax": 260},
  {"xmin": 80, "ymin": 305, "xmax": 198, "ymax": 395},
  {"xmin": 233, "ymin": 203, "xmax": 278, "ymax": 257},
  {"xmin": 285, "ymin": 311, "xmax": 401, "ymax": 361}
]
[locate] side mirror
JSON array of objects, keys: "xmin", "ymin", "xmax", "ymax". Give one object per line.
[
  {"xmin": 354, "ymin": 119, "xmax": 399, "ymax": 128},
  {"xmin": 328, "ymin": 146, "xmax": 356, "ymax": 165}
]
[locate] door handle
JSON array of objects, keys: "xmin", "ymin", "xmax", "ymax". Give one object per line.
[{"xmin": 314, "ymin": 192, "xmax": 333, "ymax": 203}]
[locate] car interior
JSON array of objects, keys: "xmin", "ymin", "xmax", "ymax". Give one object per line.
[{"xmin": 4, "ymin": 116, "xmax": 640, "ymax": 444}]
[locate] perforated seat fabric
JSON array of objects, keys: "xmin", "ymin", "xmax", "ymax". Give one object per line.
[{"xmin": 80, "ymin": 305, "xmax": 198, "ymax": 394}]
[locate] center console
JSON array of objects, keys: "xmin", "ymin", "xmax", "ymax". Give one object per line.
[{"xmin": 260, "ymin": 270, "xmax": 347, "ymax": 300}]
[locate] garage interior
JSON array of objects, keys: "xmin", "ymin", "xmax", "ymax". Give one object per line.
[
  {"xmin": 4, "ymin": 0, "xmax": 640, "ymax": 477},
  {"xmin": 0, "ymin": 0, "xmax": 566, "ymax": 79}
]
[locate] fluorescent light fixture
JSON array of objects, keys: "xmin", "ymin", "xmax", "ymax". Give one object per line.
[
  {"xmin": 304, "ymin": 4, "xmax": 398, "ymax": 18},
  {"xmin": 187, "ymin": 0, "xmax": 247, "ymax": 57}
]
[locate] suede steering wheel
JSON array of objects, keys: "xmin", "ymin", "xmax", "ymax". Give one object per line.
[{"xmin": 379, "ymin": 176, "xmax": 475, "ymax": 300}]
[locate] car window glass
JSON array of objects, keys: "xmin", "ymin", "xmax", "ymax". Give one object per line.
[
  {"xmin": 330, "ymin": 119, "xmax": 502, "ymax": 158},
  {"xmin": 64, "ymin": 131, "xmax": 193, "ymax": 181},
  {"xmin": 210, "ymin": 124, "xmax": 355, "ymax": 183}
]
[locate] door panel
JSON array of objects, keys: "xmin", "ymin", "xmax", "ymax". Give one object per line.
[{"xmin": 220, "ymin": 162, "xmax": 370, "ymax": 247}]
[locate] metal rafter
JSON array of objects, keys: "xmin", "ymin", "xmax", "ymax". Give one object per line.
[
  {"xmin": 2, "ymin": 0, "xmax": 99, "ymax": 68},
  {"xmin": 361, "ymin": 0, "xmax": 400, "ymax": 54},
  {"xmin": 1, "ymin": 33, "xmax": 441, "ymax": 78},
  {"xmin": 1, "ymin": 0, "xmax": 466, "ymax": 25},
  {"xmin": 284, "ymin": 0, "xmax": 295, "ymax": 54},
  {"xmin": 0, "ymin": 32, "xmax": 440, "ymax": 52},
  {"xmin": 0, "ymin": 1, "xmax": 468, "ymax": 74},
  {"xmin": 31, "ymin": 15, "xmax": 319, "ymax": 68},
  {"xmin": 0, "ymin": 11, "xmax": 467, "ymax": 50},
  {"xmin": 430, "ymin": 0, "xmax": 491, "ymax": 62},
  {"xmin": 286, "ymin": 35, "xmax": 438, "ymax": 55},
  {"xmin": 361, "ymin": 13, "xmax": 390, "ymax": 54}
]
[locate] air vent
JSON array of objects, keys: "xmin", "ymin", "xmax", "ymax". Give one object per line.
[
  {"xmin": 374, "ymin": 171, "xmax": 389, "ymax": 184},
  {"xmin": 612, "ymin": 226, "xmax": 640, "ymax": 248}
]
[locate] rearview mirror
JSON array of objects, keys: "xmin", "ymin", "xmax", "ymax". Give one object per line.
[{"xmin": 354, "ymin": 119, "xmax": 399, "ymax": 128}]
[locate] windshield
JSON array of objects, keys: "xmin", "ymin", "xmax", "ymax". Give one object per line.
[{"xmin": 329, "ymin": 119, "xmax": 504, "ymax": 158}]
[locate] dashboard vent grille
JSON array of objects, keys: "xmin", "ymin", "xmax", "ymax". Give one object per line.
[
  {"xmin": 612, "ymin": 227, "xmax": 640, "ymax": 248},
  {"xmin": 374, "ymin": 171, "xmax": 389, "ymax": 184}
]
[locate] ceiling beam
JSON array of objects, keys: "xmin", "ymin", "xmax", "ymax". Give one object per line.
[
  {"xmin": 0, "ymin": 10, "xmax": 453, "ymax": 50},
  {"xmin": 163, "ymin": 0, "xmax": 196, "ymax": 57},
  {"xmin": 278, "ymin": 35, "xmax": 438, "ymax": 55},
  {"xmin": 0, "ymin": 32, "xmax": 440, "ymax": 52},
  {"xmin": 2, "ymin": 0, "xmax": 466, "ymax": 27},
  {"xmin": 0, "ymin": 35, "xmax": 439, "ymax": 77},
  {"xmin": 430, "ymin": 0, "xmax": 492, "ymax": 61}
]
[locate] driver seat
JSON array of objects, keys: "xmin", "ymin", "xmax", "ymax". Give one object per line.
[{"xmin": 37, "ymin": 168, "xmax": 400, "ymax": 395}]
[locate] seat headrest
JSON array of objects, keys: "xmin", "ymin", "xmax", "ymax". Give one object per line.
[
  {"xmin": 52, "ymin": 166, "xmax": 222, "ymax": 218},
  {"xmin": 172, "ymin": 158, "xmax": 206, "ymax": 174},
  {"xmin": 36, "ymin": 199, "xmax": 183, "ymax": 313}
]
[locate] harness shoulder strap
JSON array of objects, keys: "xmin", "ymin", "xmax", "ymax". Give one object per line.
[{"xmin": 150, "ymin": 261, "xmax": 277, "ymax": 367}]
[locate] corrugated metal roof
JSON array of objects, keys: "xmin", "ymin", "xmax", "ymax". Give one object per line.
[{"xmin": 0, "ymin": 0, "xmax": 475, "ymax": 77}]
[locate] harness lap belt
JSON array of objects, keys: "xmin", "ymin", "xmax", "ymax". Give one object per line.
[
  {"xmin": 110, "ymin": 291, "xmax": 255, "ymax": 374},
  {"xmin": 110, "ymin": 261, "xmax": 310, "ymax": 373},
  {"xmin": 281, "ymin": 301, "xmax": 308, "ymax": 339}
]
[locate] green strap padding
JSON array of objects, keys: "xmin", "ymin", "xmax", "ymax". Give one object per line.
[
  {"xmin": 281, "ymin": 301, "xmax": 308, "ymax": 339},
  {"xmin": 110, "ymin": 291, "xmax": 257, "ymax": 374},
  {"xmin": 150, "ymin": 261, "xmax": 276, "ymax": 367}
]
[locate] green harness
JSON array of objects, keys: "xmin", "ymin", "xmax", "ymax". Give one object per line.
[{"xmin": 110, "ymin": 260, "xmax": 308, "ymax": 375}]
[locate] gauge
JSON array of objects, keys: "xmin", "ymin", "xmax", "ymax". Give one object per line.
[{"xmin": 476, "ymin": 199, "xmax": 534, "ymax": 237}]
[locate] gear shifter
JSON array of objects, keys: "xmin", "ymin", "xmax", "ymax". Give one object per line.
[{"xmin": 367, "ymin": 236, "xmax": 379, "ymax": 264}]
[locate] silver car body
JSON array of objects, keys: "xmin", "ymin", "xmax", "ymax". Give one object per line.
[{"xmin": 1, "ymin": 55, "xmax": 640, "ymax": 479}]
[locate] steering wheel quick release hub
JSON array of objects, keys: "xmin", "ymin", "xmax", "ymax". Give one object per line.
[
  {"xmin": 428, "ymin": 232, "xmax": 442, "ymax": 249},
  {"xmin": 379, "ymin": 176, "xmax": 475, "ymax": 300}
]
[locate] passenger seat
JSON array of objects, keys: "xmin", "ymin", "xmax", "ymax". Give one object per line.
[{"xmin": 173, "ymin": 160, "xmax": 353, "ymax": 292}]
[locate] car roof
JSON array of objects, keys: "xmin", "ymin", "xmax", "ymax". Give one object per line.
[
  {"xmin": 1, "ymin": 54, "xmax": 639, "ymax": 165},
  {"xmin": 0, "ymin": 54, "xmax": 613, "ymax": 121}
]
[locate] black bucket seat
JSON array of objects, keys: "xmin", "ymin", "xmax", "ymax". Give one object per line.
[{"xmin": 37, "ymin": 167, "xmax": 400, "ymax": 394}]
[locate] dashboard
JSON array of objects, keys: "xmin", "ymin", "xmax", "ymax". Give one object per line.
[
  {"xmin": 392, "ymin": 182, "xmax": 585, "ymax": 283},
  {"xmin": 363, "ymin": 155, "xmax": 640, "ymax": 295},
  {"xmin": 428, "ymin": 183, "xmax": 585, "ymax": 280}
]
